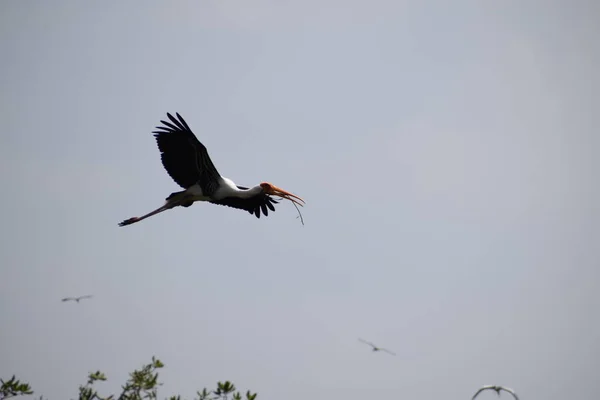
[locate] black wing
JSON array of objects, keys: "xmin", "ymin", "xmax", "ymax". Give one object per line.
[
  {"xmin": 152, "ymin": 113, "xmax": 222, "ymax": 194},
  {"xmin": 471, "ymin": 388, "xmax": 487, "ymax": 400},
  {"xmin": 210, "ymin": 186, "xmax": 279, "ymax": 218}
]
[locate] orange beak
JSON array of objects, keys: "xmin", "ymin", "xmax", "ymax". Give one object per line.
[{"xmin": 266, "ymin": 185, "xmax": 305, "ymax": 207}]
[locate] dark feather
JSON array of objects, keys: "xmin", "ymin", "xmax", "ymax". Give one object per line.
[
  {"xmin": 152, "ymin": 113, "xmax": 222, "ymax": 194},
  {"xmin": 210, "ymin": 186, "xmax": 280, "ymax": 218}
]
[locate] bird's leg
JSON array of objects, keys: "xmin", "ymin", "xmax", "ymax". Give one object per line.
[{"xmin": 118, "ymin": 197, "xmax": 182, "ymax": 227}]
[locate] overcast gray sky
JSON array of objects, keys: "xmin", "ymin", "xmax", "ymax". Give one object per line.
[{"xmin": 1, "ymin": 1, "xmax": 598, "ymax": 399}]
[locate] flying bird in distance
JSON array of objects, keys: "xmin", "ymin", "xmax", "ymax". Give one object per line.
[
  {"xmin": 471, "ymin": 385, "xmax": 520, "ymax": 400},
  {"xmin": 61, "ymin": 295, "xmax": 93, "ymax": 303},
  {"xmin": 358, "ymin": 338, "xmax": 396, "ymax": 356},
  {"xmin": 118, "ymin": 113, "xmax": 305, "ymax": 227}
]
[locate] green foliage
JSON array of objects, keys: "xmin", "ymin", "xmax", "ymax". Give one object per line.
[
  {"xmin": 0, "ymin": 376, "xmax": 33, "ymax": 399},
  {"xmin": 2, "ymin": 357, "xmax": 257, "ymax": 400}
]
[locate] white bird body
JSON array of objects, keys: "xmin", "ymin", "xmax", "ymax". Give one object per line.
[{"xmin": 184, "ymin": 177, "xmax": 265, "ymax": 203}]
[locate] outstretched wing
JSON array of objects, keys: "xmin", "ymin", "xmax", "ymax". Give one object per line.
[
  {"xmin": 61, "ymin": 298, "xmax": 74, "ymax": 302},
  {"xmin": 380, "ymin": 348, "xmax": 396, "ymax": 356},
  {"xmin": 471, "ymin": 387, "xmax": 487, "ymax": 400},
  {"xmin": 210, "ymin": 186, "xmax": 279, "ymax": 218},
  {"xmin": 500, "ymin": 387, "xmax": 519, "ymax": 400},
  {"xmin": 153, "ymin": 113, "xmax": 222, "ymax": 194},
  {"xmin": 472, "ymin": 386, "xmax": 499, "ymax": 400},
  {"xmin": 358, "ymin": 338, "xmax": 377, "ymax": 348}
]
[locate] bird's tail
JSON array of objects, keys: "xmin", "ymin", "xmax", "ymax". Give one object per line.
[{"xmin": 166, "ymin": 190, "xmax": 194, "ymax": 207}]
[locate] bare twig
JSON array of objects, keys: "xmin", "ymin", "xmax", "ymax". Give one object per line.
[
  {"xmin": 278, "ymin": 197, "xmax": 304, "ymax": 226},
  {"xmin": 292, "ymin": 200, "xmax": 304, "ymax": 226}
]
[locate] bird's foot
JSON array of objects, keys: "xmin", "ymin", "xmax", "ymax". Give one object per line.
[{"xmin": 118, "ymin": 217, "xmax": 139, "ymax": 227}]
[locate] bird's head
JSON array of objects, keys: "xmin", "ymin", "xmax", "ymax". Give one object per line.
[{"xmin": 260, "ymin": 182, "xmax": 305, "ymax": 207}]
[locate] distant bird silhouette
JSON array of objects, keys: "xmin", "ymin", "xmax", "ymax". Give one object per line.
[
  {"xmin": 61, "ymin": 295, "xmax": 93, "ymax": 303},
  {"xmin": 358, "ymin": 338, "xmax": 396, "ymax": 356},
  {"xmin": 472, "ymin": 385, "xmax": 519, "ymax": 400}
]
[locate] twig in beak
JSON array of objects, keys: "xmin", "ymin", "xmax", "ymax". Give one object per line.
[
  {"xmin": 292, "ymin": 200, "xmax": 304, "ymax": 226},
  {"xmin": 277, "ymin": 196, "xmax": 304, "ymax": 226}
]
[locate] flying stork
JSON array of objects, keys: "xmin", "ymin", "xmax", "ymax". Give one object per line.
[
  {"xmin": 118, "ymin": 113, "xmax": 305, "ymax": 227},
  {"xmin": 61, "ymin": 295, "xmax": 93, "ymax": 303},
  {"xmin": 358, "ymin": 338, "xmax": 396, "ymax": 356},
  {"xmin": 471, "ymin": 385, "xmax": 520, "ymax": 400}
]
